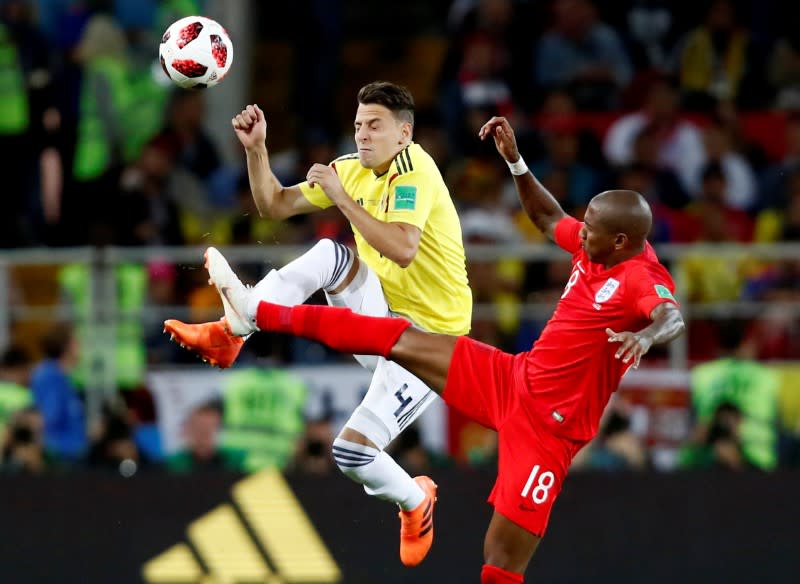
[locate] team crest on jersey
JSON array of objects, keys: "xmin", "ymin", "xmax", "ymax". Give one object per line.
[{"xmin": 595, "ymin": 278, "xmax": 620, "ymax": 304}]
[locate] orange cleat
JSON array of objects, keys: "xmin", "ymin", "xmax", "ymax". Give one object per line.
[
  {"xmin": 163, "ymin": 318, "xmax": 244, "ymax": 368},
  {"xmin": 399, "ymin": 475, "xmax": 438, "ymax": 567}
]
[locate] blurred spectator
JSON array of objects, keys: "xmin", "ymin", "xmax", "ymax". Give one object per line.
[
  {"xmin": 1, "ymin": 406, "xmax": 46, "ymax": 474},
  {"xmin": 530, "ymin": 115, "xmax": 600, "ymax": 216},
  {"xmin": 575, "ymin": 400, "xmax": 649, "ymax": 471},
  {"xmin": 621, "ymin": 0, "xmax": 678, "ymax": 72},
  {"xmin": 0, "ymin": 0, "xmax": 54, "ymax": 247},
  {"xmin": 63, "ymin": 14, "xmax": 134, "ymax": 245},
  {"xmin": 0, "ymin": 345, "xmax": 34, "ymax": 438},
  {"xmin": 221, "ymin": 367, "xmax": 308, "ymax": 473},
  {"xmin": 604, "ymin": 75, "xmax": 705, "ymax": 195},
  {"xmin": 534, "ymin": 0, "xmax": 633, "ymax": 110},
  {"xmin": 757, "ymin": 115, "xmax": 800, "ymax": 212},
  {"xmin": 624, "ymin": 121, "xmax": 690, "ymax": 209},
  {"xmin": 439, "ymin": 0, "xmax": 527, "ymax": 154},
  {"xmin": 711, "ymin": 98, "xmax": 769, "ymax": 171},
  {"xmin": 116, "ymin": 134, "xmax": 186, "ymax": 246},
  {"xmin": 677, "ymin": 163, "xmax": 756, "ymax": 307},
  {"xmin": 680, "ymin": 318, "xmax": 779, "ymax": 470},
  {"xmin": 158, "ymin": 90, "xmax": 222, "ymax": 184},
  {"xmin": 455, "ymin": 157, "xmax": 523, "ymax": 243},
  {"xmin": 673, "ymin": 0, "xmax": 764, "ymax": 110},
  {"xmin": 755, "ymin": 169, "xmax": 800, "ymax": 243},
  {"xmin": 767, "ymin": 31, "xmax": 800, "ymax": 110},
  {"xmin": 682, "ymin": 161, "xmax": 754, "ymax": 243},
  {"xmin": 29, "ymin": 322, "xmax": 87, "ymax": 465},
  {"xmin": 167, "ymin": 401, "xmax": 246, "ymax": 473},
  {"xmin": 678, "ymin": 402, "xmax": 749, "ymax": 470},
  {"xmin": 699, "ymin": 119, "xmax": 757, "ymax": 210},
  {"xmin": 87, "ymin": 403, "xmax": 140, "ymax": 472},
  {"xmin": 292, "ymin": 414, "xmax": 335, "ymax": 476},
  {"xmin": 534, "ymin": 89, "xmax": 606, "ymax": 169}
]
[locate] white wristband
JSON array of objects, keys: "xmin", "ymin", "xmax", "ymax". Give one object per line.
[{"xmin": 506, "ymin": 156, "xmax": 528, "ymax": 176}]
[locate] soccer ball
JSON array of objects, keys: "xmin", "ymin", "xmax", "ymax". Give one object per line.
[{"xmin": 159, "ymin": 16, "xmax": 233, "ymax": 89}]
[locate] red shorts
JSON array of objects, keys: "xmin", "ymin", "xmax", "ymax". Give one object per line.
[{"xmin": 443, "ymin": 337, "xmax": 585, "ymax": 537}]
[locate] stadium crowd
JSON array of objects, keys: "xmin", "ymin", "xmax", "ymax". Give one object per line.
[{"xmin": 2, "ymin": 0, "xmax": 800, "ymax": 475}]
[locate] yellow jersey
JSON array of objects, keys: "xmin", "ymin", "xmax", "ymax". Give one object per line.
[{"xmin": 299, "ymin": 143, "xmax": 471, "ymax": 335}]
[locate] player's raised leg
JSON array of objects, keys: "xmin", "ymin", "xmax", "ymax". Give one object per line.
[
  {"xmin": 165, "ymin": 238, "xmax": 356, "ymax": 362},
  {"xmin": 255, "ymin": 301, "xmax": 457, "ymax": 394}
]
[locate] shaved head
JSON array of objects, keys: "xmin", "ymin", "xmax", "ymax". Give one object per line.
[{"xmin": 589, "ymin": 190, "xmax": 652, "ymax": 244}]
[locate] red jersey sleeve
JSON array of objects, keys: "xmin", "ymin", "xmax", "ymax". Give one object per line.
[
  {"xmin": 627, "ymin": 262, "xmax": 679, "ymax": 319},
  {"xmin": 554, "ymin": 216, "xmax": 583, "ymax": 254}
]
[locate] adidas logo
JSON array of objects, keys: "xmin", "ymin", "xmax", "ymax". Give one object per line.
[{"xmin": 142, "ymin": 469, "xmax": 341, "ymax": 583}]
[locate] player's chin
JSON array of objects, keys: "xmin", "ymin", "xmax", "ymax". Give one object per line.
[{"xmin": 357, "ymin": 152, "xmax": 374, "ymax": 168}]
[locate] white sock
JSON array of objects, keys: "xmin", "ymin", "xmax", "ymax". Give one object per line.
[
  {"xmin": 246, "ymin": 238, "xmax": 354, "ymax": 320},
  {"xmin": 332, "ymin": 438, "xmax": 425, "ymax": 510}
]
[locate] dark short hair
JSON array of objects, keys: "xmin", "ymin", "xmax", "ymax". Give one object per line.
[
  {"xmin": 357, "ymin": 81, "xmax": 415, "ymax": 125},
  {"xmin": 40, "ymin": 322, "xmax": 75, "ymax": 360}
]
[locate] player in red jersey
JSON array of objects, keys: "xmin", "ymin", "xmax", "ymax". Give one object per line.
[{"xmin": 206, "ymin": 116, "xmax": 686, "ymax": 583}]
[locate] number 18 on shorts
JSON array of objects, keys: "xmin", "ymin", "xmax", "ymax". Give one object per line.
[{"xmin": 488, "ymin": 411, "xmax": 584, "ymax": 537}]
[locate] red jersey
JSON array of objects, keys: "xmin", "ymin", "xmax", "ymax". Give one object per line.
[{"xmin": 525, "ymin": 216, "xmax": 678, "ymax": 441}]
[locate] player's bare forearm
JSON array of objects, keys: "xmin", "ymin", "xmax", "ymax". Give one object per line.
[
  {"xmin": 479, "ymin": 117, "xmax": 566, "ymax": 240},
  {"xmin": 512, "ymin": 171, "xmax": 567, "ymax": 241},
  {"xmin": 607, "ymin": 303, "xmax": 684, "ymax": 368},
  {"xmin": 336, "ymin": 196, "xmax": 421, "ymax": 267},
  {"xmin": 245, "ymin": 145, "xmax": 283, "ymax": 218},
  {"xmin": 640, "ymin": 302, "xmax": 685, "ymax": 346}
]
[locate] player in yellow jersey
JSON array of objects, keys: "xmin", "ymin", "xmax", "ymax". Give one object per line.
[{"xmin": 164, "ymin": 81, "xmax": 472, "ymax": 567}]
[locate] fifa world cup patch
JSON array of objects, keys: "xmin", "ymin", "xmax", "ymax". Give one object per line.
[
  {"xmin": 654, "ymin": 284, "xmax": 675, "ymax": 300},
  {"xmin": 393, "ymin": 185, "xmax": 417, "ymax": 210}
]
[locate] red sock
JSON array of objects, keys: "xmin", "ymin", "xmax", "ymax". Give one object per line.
[
  {"xmin": 256, "ymin": 301, "xmax": 411, "ymax": 358},
  {"xmin": 481, "ymin": 564, "xmax": 524, "ymax": 583}
]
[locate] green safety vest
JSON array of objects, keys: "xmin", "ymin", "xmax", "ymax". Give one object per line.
[
  {"xmin": 72, "ymin": 56, "xmax": 132, "ymax": 181},
  {"xmin": 222, "ymin": 368, "xmax": 307, "ymax": 473},
  {"xmin": 0, "ymin": 23, "xmax": 30, "ymax": 135},
  {"xmin": 0, "ymin": 381, "xmax": 32, "ymax": 437},
  {"xmin": 123, "ymin": 68, "xmax": 169, "ymax": 162},
  {"xmin": 689, "ymin": 358, "xmax": 780, "ymax": 470},
  {"xmin": 58, "ymin": 263, "xmax": 147, "ymax": 390}
]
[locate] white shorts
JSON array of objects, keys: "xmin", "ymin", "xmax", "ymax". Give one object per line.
[{"xmin": 324, "ymin": 259, "xmax": 437, "ymax": 450}]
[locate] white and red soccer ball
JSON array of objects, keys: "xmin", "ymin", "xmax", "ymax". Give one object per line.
[{"xmin": 159, "ymin": 16, "xmax": 233, "ymax": 89}]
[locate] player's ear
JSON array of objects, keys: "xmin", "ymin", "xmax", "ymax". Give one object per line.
[
  {"xmin": 614, "ymin": 233, "xmax": 628, "ymax": 249},
  {"xmin": 400, "ymin": 121, "xmax": 412, "ymax": 143}
]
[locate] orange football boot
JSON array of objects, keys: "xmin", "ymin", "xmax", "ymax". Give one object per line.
[
  {"xmin": 399, "ymin": 475, "xmax": 438, "ymax": 567},
  {"xmin": 163, "ymin": 318, "xmax": 244, "ymax": 368}
]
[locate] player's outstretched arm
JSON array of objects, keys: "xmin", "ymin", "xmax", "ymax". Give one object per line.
[
  {"xmin": 606, "ymin": 303, "xmax": 685, "ymax": 369},
  {"xmin": 232, "ymin": 104, "xmax": 318, "ymax": 219},
  {"xmin": 479, "ymin": 116, "xmax": 566, "ymax": 241}
]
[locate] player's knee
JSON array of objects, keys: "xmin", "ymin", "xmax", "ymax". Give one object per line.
[
  {"xmin": 331, "ymin": 435, "xmax": 380, "ymax": 481},
  {"xmin": 312, "ymin": 237, "xmax": 351, "ymax": 264}
]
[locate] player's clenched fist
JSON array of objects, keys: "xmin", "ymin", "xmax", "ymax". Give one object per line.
[
  {"xmin": 478, "ymin": 116, "xmax": 521, "ymax": 164},
  {"xmin": 306, "ymin": 163, "xmax": 346, "ymax": 203},
  {"xmin": 231, "ymin": 104, "xmax": 267, "ymax": 150}
]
